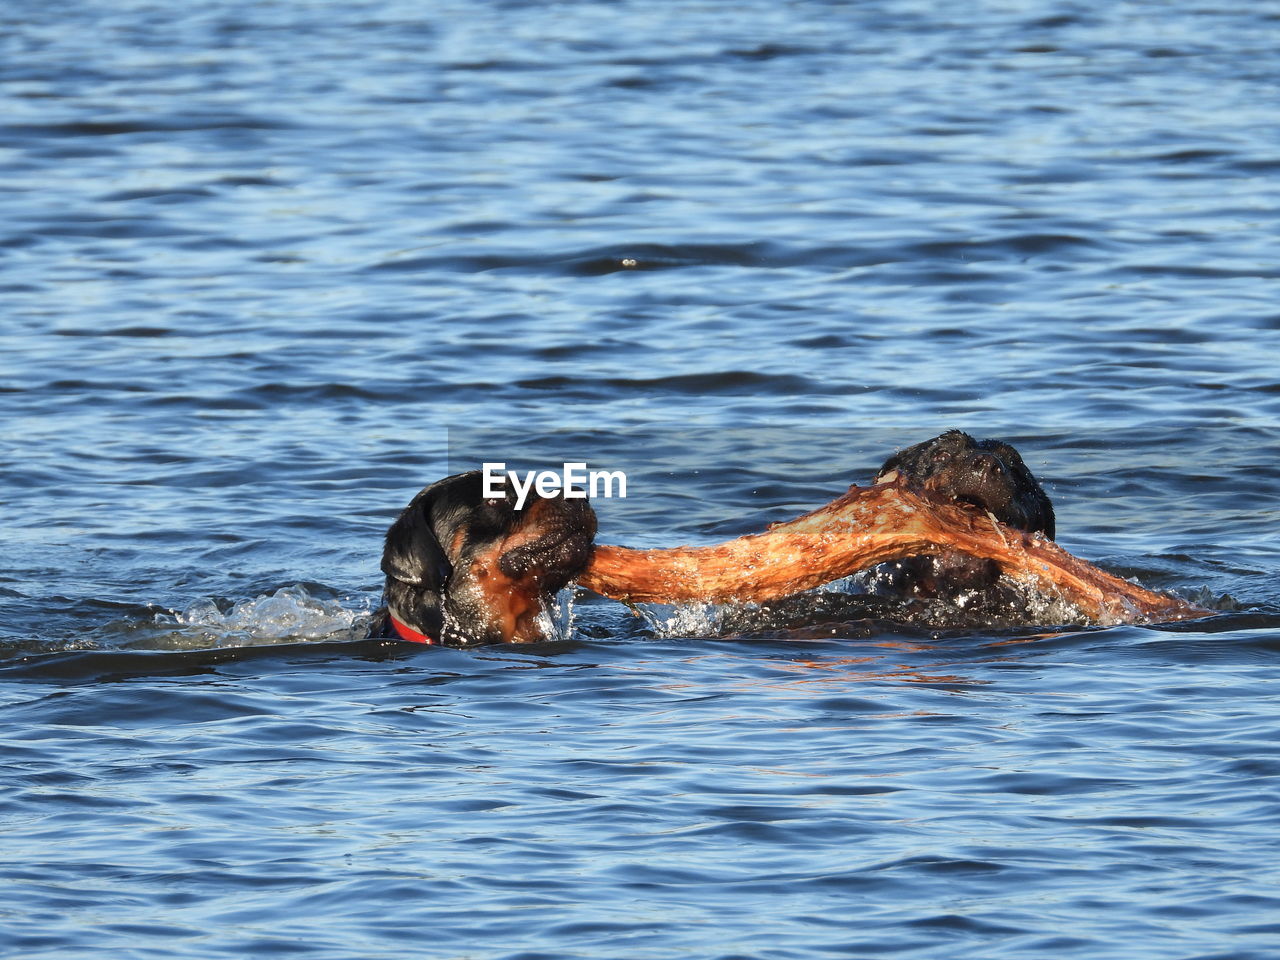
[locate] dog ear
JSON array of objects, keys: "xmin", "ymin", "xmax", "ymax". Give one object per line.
[
  {"xmin": 874, "ymin": 449, "xmax": 905, "ymax": 483},
  {"xmin": 1038, "ymin": 496, "xmax": 1057, "ymax": 541},
  {"xmin": 381, "ymin": 492, "xmax": 451, "ymax": 590}
]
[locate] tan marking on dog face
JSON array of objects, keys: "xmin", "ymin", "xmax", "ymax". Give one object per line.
[
  {"xmin": 448, "ymin": 500, "xmax": 559, "ymax": 644},
  {"xmin": 449, "ymin": 525, "xmax": 468, "ymax": 560}
]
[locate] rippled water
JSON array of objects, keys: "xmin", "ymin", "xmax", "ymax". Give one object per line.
[{"xmin": 4, "ymin": 2, "xmax": 1280, "ymax": 957}]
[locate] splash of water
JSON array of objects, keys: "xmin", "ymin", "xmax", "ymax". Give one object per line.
[
  {"xmin": 634, "ymin": 601, "xmax": 725, "ymax": 638},
  {"xmin": 547, "ymin": 585, "xmax": 578, "ymax": 641},
  {"xmin": 150, "ymin": 585, "xmax": 373, "ymax": 650},
  {"xmin": 629, "ymin": 571, "xmax": 1115, "ymax": 641}
]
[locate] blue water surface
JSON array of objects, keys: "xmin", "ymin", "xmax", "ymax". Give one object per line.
[{"xmin": 3, "ymin": 2, "xmax": 1280, "ymax": 958}]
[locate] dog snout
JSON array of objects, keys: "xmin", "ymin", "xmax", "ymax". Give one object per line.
[{"xmin": 969, "ymin": 452, "xmax": 1008, "ymax": 481}]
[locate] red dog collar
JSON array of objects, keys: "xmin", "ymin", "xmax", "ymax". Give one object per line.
[{"xmin": 389, "ymin": 612, "xmax": 435, "ymax": 645}]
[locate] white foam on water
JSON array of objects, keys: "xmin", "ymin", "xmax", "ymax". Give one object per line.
[
  {"xmin": 546, "ymin": 585, "xmax": 578, "ymax": 641},
  {"xmin": 634, "ymin": 601, "xmax": 724, "ymax": 638},
  {"xmin": 150, "ymin": 585, "xmax": 373, "ymax": 650}
]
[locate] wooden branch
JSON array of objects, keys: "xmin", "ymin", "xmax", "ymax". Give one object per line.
[{"xmin": 580, "ymin": 481, "xmax": 1209, "ymax": 625}]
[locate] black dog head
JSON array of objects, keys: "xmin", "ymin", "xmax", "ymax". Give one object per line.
[
  {"xmin": 867, "ymin": 431, "xmax": 1054, "ymax": 602},
  {"xmin": 874, "ymin": 429, "xmax": 1055, "ymax": 539},
  {"xmin": 380, "ymin": 470, "xmax": 597, "ymax": 645}
]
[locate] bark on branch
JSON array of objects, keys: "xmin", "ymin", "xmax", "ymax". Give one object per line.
[{"xmin": 580, "ymin": 481, "xmax": 1207, "ymax": 625}]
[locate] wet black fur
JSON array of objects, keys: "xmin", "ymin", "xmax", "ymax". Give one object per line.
[
  {"xmin": 871, "ymin": 430, "xmax": 1055, "ymax": 599},
  {"xmin": 372, "ymin": 471, "xmax": 597, "ymax": 645}
]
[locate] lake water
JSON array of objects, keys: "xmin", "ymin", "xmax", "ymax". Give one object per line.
[{"xmin": 3, "ymin": 1, "xmax": 1280, "ymax": 958}]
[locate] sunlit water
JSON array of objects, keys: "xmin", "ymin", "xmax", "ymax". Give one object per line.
[{"xmin": 3, "ymin": 2, "xmax": 1280, "ymax": 958}]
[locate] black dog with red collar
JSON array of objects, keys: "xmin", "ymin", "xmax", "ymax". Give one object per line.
[{"xmin": 371, "ymin": 470, "xmax": 597, "ymax": 646}]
